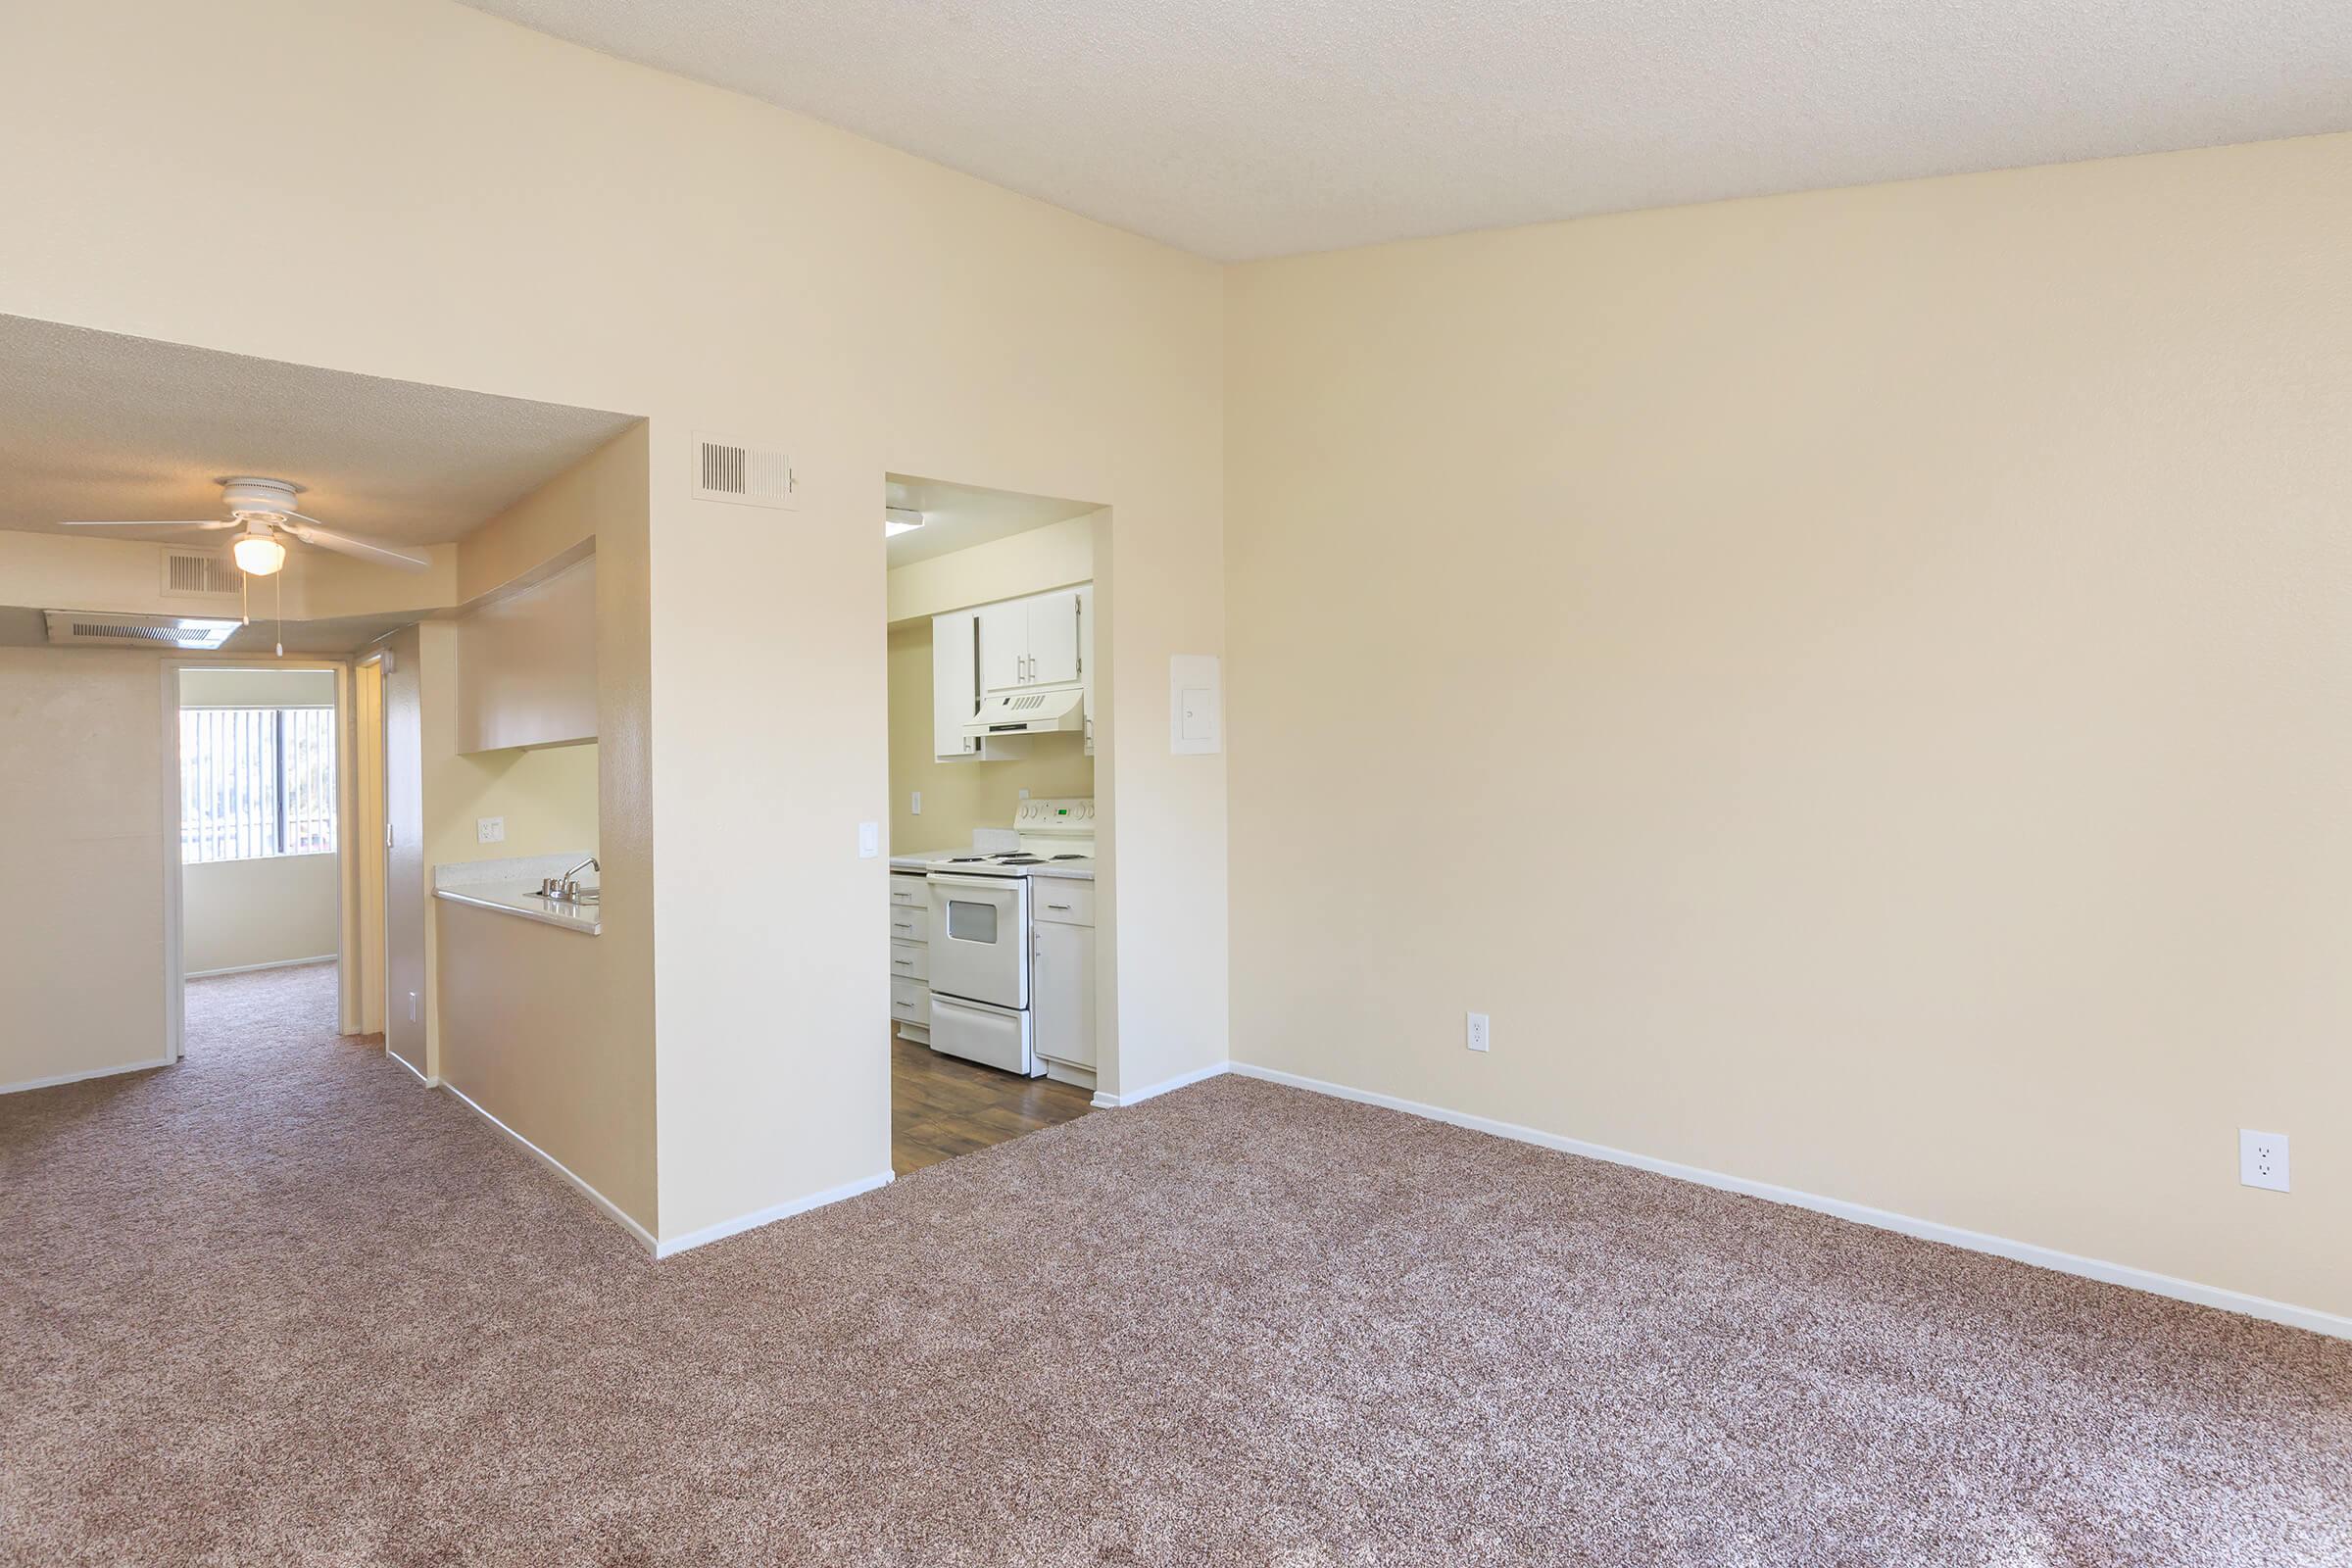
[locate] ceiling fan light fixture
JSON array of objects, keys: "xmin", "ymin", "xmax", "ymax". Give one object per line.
[{"xmin": 232, "ymin": 531, "xmax": 287, "ymax": 576}]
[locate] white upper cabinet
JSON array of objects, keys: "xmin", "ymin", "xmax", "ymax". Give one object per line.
[
  {"xmin": 978, "ymin": 601, "xmax": 1029, "ymax": 696},
  {"xmin": 1026, "ymin": 592, "xmax": 1082, "ymax": 687},
  {"xmin": 978, "ymin": 587, "xmax": 1085, "ymax": 695},
  {"xmin": 933, "ymin": 609, "xmax": 981, "ymax": 760}
]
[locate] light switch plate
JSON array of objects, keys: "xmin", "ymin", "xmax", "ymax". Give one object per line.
[
  {"xmin": 1170, "ymin": 654, "xmax": 1222, "ymax": 755},
  {"xmin": 910, "ymin": 791, "xmax": 922, "ymax": 815},
  {"xmin": 2239, "ymin": 1129, "xmax": 2290, "ymax": 1192},
  {"xmin": 858, "ymin": 821, "xmax": 880, "ymax": 858},
  {"xmin": 476, "ymin": 816, "xmax": 505, "ymax": 844}
]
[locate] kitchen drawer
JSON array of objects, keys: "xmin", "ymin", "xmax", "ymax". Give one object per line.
[
  {"xmin": 889, "ymin": 941, "xmax": 928, "ymax": 982},
  {"xmin": 1031, "ymin": 880, "xmax": 1094, "ymax": 927},
  {"xmin": 889, "ymin": 873, "xmax": 928, "ymax": 907},
  {"xmin": 887, "ymin": 905, "xmax": 930, "ymax": 944},
  {"xmin": 890, "ymin": 976, "xmax": 929, "ymax": 1024}
]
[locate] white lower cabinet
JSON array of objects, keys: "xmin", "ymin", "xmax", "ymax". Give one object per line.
[
  {"xmin": 1032, "ymin": 886, "xmax": 1096, "ymax": 1085},
  {"xmin": 889, "ymin": 871, "xmax": 930, "ymax": 1043}
]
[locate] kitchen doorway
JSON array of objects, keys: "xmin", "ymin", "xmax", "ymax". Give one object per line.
[{"xmin": 880, "ymin": 474, "xmax": 1113, "ymax": 1174}]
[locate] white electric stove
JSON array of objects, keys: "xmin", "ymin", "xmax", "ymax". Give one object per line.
[{"xmin": 919, "ymin": 799, "xmax": 1094, "ymax": 1074}]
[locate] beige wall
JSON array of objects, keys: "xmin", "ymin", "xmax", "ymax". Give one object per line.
[
  {"xmin": 179, "ymin": 667, "xmax": 335, "ymax": 708},
  {"xmin": 181, "ymin": 854, "xmax": 339, "ymax": 976},
  {"xmin": 885, "ymin": 510, "xmax": 1099, "ymax": 623},
  {"xmin": 888, "ymin": 619, "xmax": 1095, "ymax": 854},
  {"xmin": 2, "ymin": 0, "xmax": 1229, "ymax": 1241},
  {"xmin": 0, "ymin": 649, "xmax": 169, "ymax": 1090},
  {"xmin": 435, "ymin": 899, "xmax": 654, "ymax": 1228},
  {"xmin": 1226, "ymin": 132, "xmax": 2352, "ymax": 1321}
]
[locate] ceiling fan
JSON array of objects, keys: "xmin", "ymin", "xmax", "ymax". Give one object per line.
[{"xmin": 60, "ymin": 476, "xmax": 430, "ymax": 575}]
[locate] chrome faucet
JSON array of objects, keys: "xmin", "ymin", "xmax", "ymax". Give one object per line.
[{"xmin": 540, "ymin": 857, "xmax": 601, "ymax": 903}]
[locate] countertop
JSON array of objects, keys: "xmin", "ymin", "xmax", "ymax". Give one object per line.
[
  {"xmin": 432, "ymin": 852, "xmax": 602, "ymax": 935},
  {"xmin": 890, "ymin": 851, "xmax": 1095, "ymax": 882},
  {"xmin": 434, "ymin": 881, "xmax": 603, "ymax": 935}
]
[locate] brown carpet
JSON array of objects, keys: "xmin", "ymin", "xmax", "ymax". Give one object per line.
[{"xmin": 3, "ymin": 965, "xmax": 2348, "ymax": 1566}]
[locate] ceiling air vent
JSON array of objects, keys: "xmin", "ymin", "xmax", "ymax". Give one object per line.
[
  {"xmin": 43, "ymin": 611, "xmax": 238, "ymax": 650},
  {"xmin": 692, "ymin": 431, "xmax": 797, "ymax": 511},
  {"xmin": 161, "ymin": 546, "xmax": 240, "ymax": 599}
]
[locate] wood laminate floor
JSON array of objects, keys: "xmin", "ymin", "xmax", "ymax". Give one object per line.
[{"xmin": 890, "ymin": 1029, "xmax": 1093, "ymax": 1175}]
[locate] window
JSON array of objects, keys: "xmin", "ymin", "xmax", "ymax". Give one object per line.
[{"xmin": 179, "ymin": 707, "xmax": 337, "ymax": 863}]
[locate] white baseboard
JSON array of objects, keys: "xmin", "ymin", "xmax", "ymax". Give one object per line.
[
  {"xmin": 1, "ymin": 1055, "xmax": 174, "ymax": 1096},
  {"xmin": 1091, "ymin": 1056, "xmax": 1231, "ymax": 1109},
  {"xmin": 653, "ymin": 1169, "xmax": 898, "ymax": 1259},
  {"xmin": 1230, "ymin": 1061, "xmax": 2352, "ymax": 1343},
  {"xmin": 184, "ymin": 955, "xmax": 337, "ymax": 980},
  {"xmin": 385, "ymin": 1046, "xmax": 438, "ymax": 1089},
  {"xmin": 439, "ymin": 1080, "xmax": 659, "ymax": 1254},
  {"xmin": 440, "ymin": 1071, "xmax": 893, "ymax": 1260}
]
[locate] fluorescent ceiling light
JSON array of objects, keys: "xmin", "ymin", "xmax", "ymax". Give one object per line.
[{"xmin": 884, "ymin": 507, "xmax": 925, "ymax": 536}]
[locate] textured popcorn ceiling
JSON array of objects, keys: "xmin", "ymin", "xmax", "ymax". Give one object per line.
[
  {"xmin": 457, "ymin": 0, "xmax": 2352, "ymax": 260},
  {"xmin": 0, "ymin": 316, "xmax": 638, "ymax": 547}
]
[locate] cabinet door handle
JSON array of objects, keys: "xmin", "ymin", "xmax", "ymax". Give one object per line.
[
  {"xmin": 1045, "ymin": 902, "xmax": 1071, "ymax": 911},
  {"xmin": 892, "ymin": 957, "xmax": 913, "ymax": 969}
]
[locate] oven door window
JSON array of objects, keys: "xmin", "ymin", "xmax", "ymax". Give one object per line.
[{"xmin": 947, "ymin": 899, "xmax": 999, "ymax": 945}]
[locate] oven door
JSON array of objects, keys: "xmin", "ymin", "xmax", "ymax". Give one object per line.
[{"xmin": 926, "ymin": 873, "xmax": 1029, "ymax": 1009}]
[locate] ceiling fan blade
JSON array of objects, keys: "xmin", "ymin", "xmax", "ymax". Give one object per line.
[
  {"xmin": 281, "ymin": 514, "xmax": 431, "ymax": 573},
  {"xmin": 58, "ymin": 518, "xmax": 236, "ymax": 529}
]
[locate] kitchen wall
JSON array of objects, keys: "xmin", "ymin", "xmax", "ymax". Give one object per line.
[
  {"xmin": 1225, "ymin": 131, "xmax": 2352, "ymax": 1322},
  {"xmin": 885, "ymin": 510, "xmax": 1099, "ymax": 623},
  {"xmin": 887, "ymin": 620, "xmax": 1094, "ymax": 854},
  {"xmin": 0, "ymin": 648, "xmax": 170, "ymax": 1092},
  {"xmin": 178, "ymin": 665, "xmax": 339, "ymax": 977},
  {"xmin": 886, "ymin": 512, "xmax": 1100, "ymax": 854}
]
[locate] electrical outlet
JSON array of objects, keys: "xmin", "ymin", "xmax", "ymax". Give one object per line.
[
  {"xmin": 407, "ymin": 991, "xmax": 419, "ymax": 1024},
  {"xmin": 910, "ymin": 791, "xmax": 922, "ymax": 815},
  {"xmin": 1466, "ymin": 1011, "xmax": 1491, "ymax": 1053},
  {"xmin": 2239, "ymin": 1129, "xmax": 2290, "ymax": 1193},
  {"xmin": 476, "ymin": 816, "xmax": 505, "ymax": 844}
]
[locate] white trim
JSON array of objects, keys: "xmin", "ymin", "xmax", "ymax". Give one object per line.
[
  {"xmin": 160, "ymin": 663, "xmax": 184, "ymax": 1064},
  {"xmin": 438, "ymin": 1080, "xmax": 658, "ymax": 1252},
  {"xmin": 1091, "ymin": 1056, "xmax": 1230, "ymax": 1109},
  {"xmin": 1229, "ymin": 1062, "xmax": 2352, "ymax": 1344},
  {"xmin": 652, "ymin": 1170, "xmax": 898, "ymax": 1259},
  {"xmin": 385, "ymin": 1045, "xmax": 438, "ymax": 1089},
  {"xmin": 185, "ymin": 955, "xmax": 337, "ymax": 980},
  {"xmin": 1, "ymin": 1055, "xmax": 174, "ymax": 1097}
]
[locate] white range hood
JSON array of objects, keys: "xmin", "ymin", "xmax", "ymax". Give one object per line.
[{"xmin": 964, "ymin": 687, "xmax": 1085, "ymax": 738}]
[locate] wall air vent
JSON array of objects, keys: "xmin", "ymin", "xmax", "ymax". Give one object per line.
[
  {"xmin": 161, "ymin": 546, "xmax": 241, "ymax": 599},
  {"xmin": 692, "ymin": 431, "xmax": 797, "ymax": 511},
  {"xmin": 43, "ymin": 611, "xmax": 239, "ymax": 650}
]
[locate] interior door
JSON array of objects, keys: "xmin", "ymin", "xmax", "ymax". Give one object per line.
[
  {"xmin": 978, "ymin": 601, "xmax": 1028, "ymax": 694},
  {"xmin": 1026, "ymin": 591, "xmax": 1081, "ymax": 686}
]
